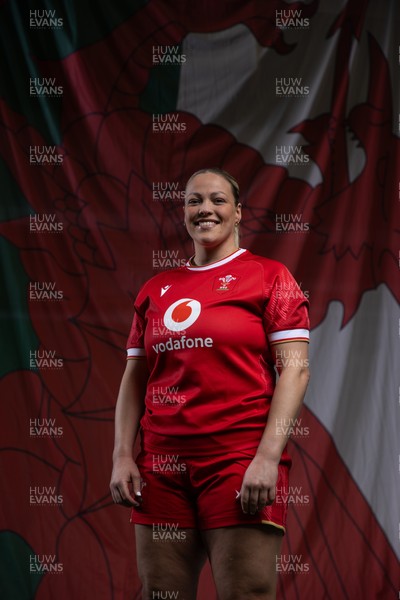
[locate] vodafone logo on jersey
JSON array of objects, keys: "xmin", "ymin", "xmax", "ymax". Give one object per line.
[
  {"xmin": 153, "ymin": 298, "xmax": 213, "ymax": 354},
  {"xmin": 163, "ymin": 298, "xmax": 201, "ymax": 332}
]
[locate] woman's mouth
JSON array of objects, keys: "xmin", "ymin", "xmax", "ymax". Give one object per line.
[{"xmin": 195, "ymin": 220, "xmax": 220, "ymax": 230}]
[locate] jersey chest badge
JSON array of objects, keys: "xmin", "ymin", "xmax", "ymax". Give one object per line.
[{"xmin": 213, "ymin": 274, "xmax": 240, "ymax": 293}]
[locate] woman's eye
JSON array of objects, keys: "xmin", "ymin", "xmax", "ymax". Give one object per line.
[{"xmin": 187, "ymin": 198, "xmax": 199, "ymax": 205}]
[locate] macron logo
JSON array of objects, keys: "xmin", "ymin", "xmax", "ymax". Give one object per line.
[{"xmin": 161, "ymin": 285, "xmax": 172, "ymax": 297}]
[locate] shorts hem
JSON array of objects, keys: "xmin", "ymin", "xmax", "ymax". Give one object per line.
[
  {"xmin": 261, "ymin": 520, "xmax": 286, "ymax": 534},
  {"xmin": 198, "ymin": 519, "xmax": 286, "ymax": 532},
  {"xmin": 130, "ymin": 515, "xmax": 286, "ymax": 534},
  {"xmin": 130, "ymin": 513, "xmax": 197, "ymax": 528}
]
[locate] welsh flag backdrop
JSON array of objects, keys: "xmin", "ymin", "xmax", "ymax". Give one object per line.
[{"xmin": 0, "ymin": 1, "xmax": 399, "ymax": 599}]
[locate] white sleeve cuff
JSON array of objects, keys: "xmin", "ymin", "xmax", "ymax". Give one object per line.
[
  {"xmin": 127, "ymin": 348, "xmax": 146, "ymax": 357},
  {"xmin": 268, "ymin": 328, "xmax": 309, "ymax": 344}
]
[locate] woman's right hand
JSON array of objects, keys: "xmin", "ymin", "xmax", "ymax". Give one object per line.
[{"xmin": 110, "ymin": 456, "xmax": 143, "ymax": 508}]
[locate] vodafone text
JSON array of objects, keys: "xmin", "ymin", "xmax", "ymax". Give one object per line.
[{"xmin": 152, "ymin": 336, "xmax": 213, "ymax": 353}]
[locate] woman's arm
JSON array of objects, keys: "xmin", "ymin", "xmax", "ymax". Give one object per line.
[
  {"xmin": 240, "ymin": 340, "xmax": 310, "ymax": 514},
  {"xmin": 110, "ymin": 358, "xmax": 149, "ymax": 507}
]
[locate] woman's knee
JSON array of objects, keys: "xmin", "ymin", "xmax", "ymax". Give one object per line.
[
  {"xmin": 214, "ymin": 568, "xmax": 277, "ymax": 600},
  {"xmin": 139, "ymin": 564, "xmax": 203, "ymax": 600}
]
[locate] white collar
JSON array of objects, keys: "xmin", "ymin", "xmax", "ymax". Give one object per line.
[{"xmin": 185, "ymin": 248, "xmax": 247, "ymax": 271}]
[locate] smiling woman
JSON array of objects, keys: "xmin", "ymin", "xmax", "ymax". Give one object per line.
[
  {"xmin": 110, "ymin": 168, "xmax": 310, "ymax": 600},
  {"xmin": 184, "ymin": 169, "xmax": 242, "ymax": 262}
]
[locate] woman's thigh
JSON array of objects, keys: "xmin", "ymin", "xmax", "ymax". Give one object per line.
[
  {"xmin": 202, "ymin": 524, "xmax": 283, "ymax": 600},
  {"xmin": 135, "ymin": 524, "xmax": 207, "ymax": 600}
]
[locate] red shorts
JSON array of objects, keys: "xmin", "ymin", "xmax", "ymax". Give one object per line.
[{"xmin": 130, "ymin": 449, "xmax": 289, "ymax": 532}]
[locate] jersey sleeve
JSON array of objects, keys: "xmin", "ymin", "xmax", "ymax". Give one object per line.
[
  {"xmin": 126, "ymin": 288, "xmax": 148, "ymax": 359},
  {"xmin": 126, "ymin": 310, "xmax": 146, "ymax": 358},
  {"xmin": 263, "ymin": 263, "xmax": 310, "ymax": 345}
]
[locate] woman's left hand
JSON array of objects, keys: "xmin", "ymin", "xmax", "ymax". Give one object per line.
[{"xmin": 239, "ymin": 455, "xmax": 279, "ymax": 515}]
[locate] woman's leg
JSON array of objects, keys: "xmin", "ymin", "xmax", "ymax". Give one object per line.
[
  {"xmin": 202, "ymin": 524, "xmax": 283, "ymax": 600},
  {"xmin": 135, "ymin": 524, "xmax": 207, "ymax": 600}
]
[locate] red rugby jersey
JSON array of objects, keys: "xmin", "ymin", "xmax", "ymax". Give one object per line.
[{"xmin": 127, "ymin": 248, "xmax": 309, "ymax": 457}]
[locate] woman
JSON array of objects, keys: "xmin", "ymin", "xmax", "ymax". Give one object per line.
[{"xmin": 110, "ymin": 168, "xmax": 310, "ymax": 600}]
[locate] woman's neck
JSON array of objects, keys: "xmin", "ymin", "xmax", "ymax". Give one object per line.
[{"xmin": 191, "ymin": 242, "xmax": 239, "ymax": 266}]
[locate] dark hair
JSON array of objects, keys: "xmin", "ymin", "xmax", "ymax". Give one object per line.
[{"xmin": 185, "ymin": 168, "xmax": 240, "ymax": 205}]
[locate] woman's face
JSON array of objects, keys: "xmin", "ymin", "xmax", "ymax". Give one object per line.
[{"xmin": 184, "ymin": 172, "xmax": 241, "ymax": 249}]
